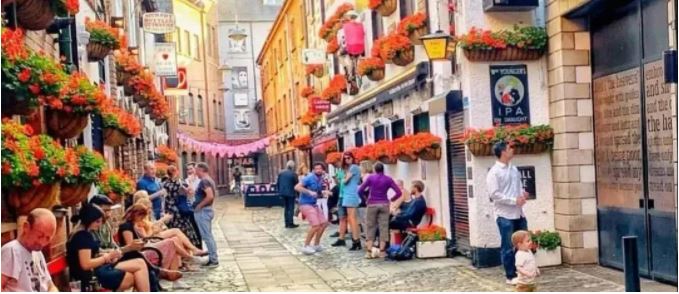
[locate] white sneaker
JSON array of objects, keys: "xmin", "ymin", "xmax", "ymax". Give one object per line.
[
  {"xmin": 506, "ymin": 278, "xmax": 519, "ymax": 285},
  {"xmin": 301, "ymin": 246, "xmax": 316, "ymax": 255},
  {"xmin": 173, "ymin": 280, "xmax": 190, "ymax": 290},
  {"xmin": 186, "ymin": 256, "xmax": 207, "ymax": 265},
  {"xmin": 313, "ymin": 245, "xmax": 324, "ymax": 252}
]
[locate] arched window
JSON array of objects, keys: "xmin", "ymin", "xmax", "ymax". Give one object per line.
[
  {"xmin": 200, "ymin": 152, "xmax": 206, "ymax": 163},
  {"xmin": 191, "ymin": 152, "xmax": 197, "ymax": 163}
]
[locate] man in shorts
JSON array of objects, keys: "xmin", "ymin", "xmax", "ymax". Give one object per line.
[{"xmin": 295, "ymin": 162, "xmax": 331, "ymax": 255}]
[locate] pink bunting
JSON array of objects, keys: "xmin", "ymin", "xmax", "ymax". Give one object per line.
[{"xmin": 176, "ymin": 132, "xmax": 275, "ymax": 156}]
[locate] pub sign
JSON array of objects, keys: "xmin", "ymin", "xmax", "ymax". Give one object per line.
[
  {"xmin": 518, "ymin": 166, "xmax": 536, "ymax": 200},
  {"xmin": 490, "ymin": 65, "xmax": 530, "ymax": 125}
]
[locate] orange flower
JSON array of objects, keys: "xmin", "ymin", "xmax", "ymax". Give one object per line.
[
  {"xmin": 396, "ymin": 12, "xmax": 427, "ymax": 34},
  {"xmin": 321, "ymin": 75, "xmax": 347, "ymax": 101},
  {"xmin": 357, "ymin": 57, "xmax": 385, "ymax": 76},
  {"xmin": 300, "ymin": 86, "xmax": 315, "ymax": 97},
  {"xmin": 326, "ymin": 39, "xmax": 339, "ymax": 54},
  {"xmin": 18, "ymin": 68, "xmax": 31, "ymax": 82}
]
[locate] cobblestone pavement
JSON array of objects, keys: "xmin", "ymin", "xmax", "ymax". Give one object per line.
[{"xmin": 181, "ymin": 196, "xmax": 677, "ymax": 292}]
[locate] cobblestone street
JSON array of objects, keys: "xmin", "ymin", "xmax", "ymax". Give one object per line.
[{"xmin": 179, "ymin": 196, "xmax": 677, "ymax": 292}]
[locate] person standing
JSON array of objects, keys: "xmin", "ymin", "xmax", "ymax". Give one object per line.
[
  {"xmin": 358, "ymin": 162, "xmax": 402, "ymax": 259},
  {"xmin": 193, "ymin": 162, "xmax": 219, "ymax": 268},
  {"xmin": 232, "ymin": 167, "xmax": 242, "ymax": 193},
  {"xmin": 185, "ymin": 163, "xmax": 200, "ymax": 205},
  {"xmin": 486, "ymin": 141, "xmax": 528, "ymax": 285},
  {"xmin": 329, "ymin": 161, "xmax": 346, "ymax": 241},
  {"xmin": 335, "ymin": 152, "xmax": 363, "ymax": 250},
  {"xmin": 277, "ymin": 160, "xmax": 299, "ymax": 228},
  {"xmin": 1, "ymin": 208, "xmax": 58, "ymax": 292},
  {"xmin": 163, "ymin": 165, "xmax": 203, "ymax": 249},
  {"xmin": 137, "ymin": 162, "xmax": 167, "ymax": 220},
  {"xmin": 294, "ymin": 162, "xmax": 331, "ymax": 255}
]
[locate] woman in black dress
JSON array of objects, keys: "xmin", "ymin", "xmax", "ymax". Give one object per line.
[{"xmin": 162, "ymin": 165, "xmax": 203, "ymax": 249}]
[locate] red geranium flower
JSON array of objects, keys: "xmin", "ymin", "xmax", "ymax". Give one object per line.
[{"xmin": 18, "ymin": 68, "xmax": 31, "ymax": 82}]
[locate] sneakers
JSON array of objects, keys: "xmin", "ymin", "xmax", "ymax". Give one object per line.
[
  {"xmin": 506, "ymin": 278, "xmax": 519, "ymax": 285},
  {"xmin": 172, "ymin": 280, "xmax": 190, "ymax": 290},
  {"xmin": 185, "ymin": 255, "xmax": 207, "ymax": 265},
  {"xmin": 203, "ymin": 261, "xmax": 219, "ymax": 268},
  {"xmin": 330, "ymin": 239, "xmax": 346, "ymax": 247},
  {"xmin": 301, "ymin": 245, "xmax": 316, "ymax": 255},
  {"xmin": 313, "ymin": 245, "xmax": 324, "ymax": 252}
]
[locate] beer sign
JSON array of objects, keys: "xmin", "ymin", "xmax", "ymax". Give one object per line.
[
  {"xmin": 143, "ymin": 13, "xmax": 176, "ymax": 34},
  {"xmin": 490, "ymin": 65, "xmax": 531, "ymax": 125}
]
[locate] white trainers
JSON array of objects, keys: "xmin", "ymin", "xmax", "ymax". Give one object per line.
[
  {"xmin": 172, "ymin": 280, "xmax": 190, "ymax": 290},
  {"xmin": 506, "ymin": 277, "xmax": 519, "ymax": 285},
  {"xmin": 313, "ymin": 245, "xmax": 324, "ymax": 252},
  {"xmin": 185, "ymin": 255, "xmax": 207, "ymax": 265},
  {"xmin": 301, "ymin": 245, "xmax": 316, "ymax": 255}
]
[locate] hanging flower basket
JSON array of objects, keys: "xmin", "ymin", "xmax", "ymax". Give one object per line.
[
  {"xmin": 46, "ymin": 110, "xmax": 89, "ymax": 139},
  {"xmin": 103, "ymin": 127, "xmax": 129, "ymax": 147},
  {"xmin": 378, "ymin": 156, "xmax": 397, "ymax": 165},
  {"xmin": 514, "ymin": 142, "xmax": 550, "ymax": 155},
  {"xmin": 13, "ymin": 0, "xmax": 55, "ymax": 31},
  {"xmin": 463, "ymin": 47, "xmax": 545, "ymax": 62},
  {"xmin": 7, "ymin": 183, "xmax": 61, "ymax": 215},
  {"xmin": 329, "ymin": 94, "xmax": 342, "ymax": 105},
  {"xmin": 87, "ymin": 42, "xmax": 112, "ymax": 61},
  {"xmin": 418, "ymin": 146, "xmax": 442, "ymax": 161},
  {"xmin": 133, "ymin": 95, "xmax": 149, "ymax": 107},
  {"xmin": 409, "ymin": 26, "xmax": 428, "ymax": 45},
  {"xmin": 368, "ymin": 69, "xmax": 385, "ymax": 81},
  {"xmin": 467, "ymin": 142, "xmax": 493, "ymax": 156},
  {"xmin": 392, "ymin": 46, "xmax": 415, "ymax": 66},
  {"xmin": 373, "ymin": 0, "xmax": 397, "ymax": 16},
  {"xmin": 398, "ymin": 154, "xmax": 418, "ymax": 163},
  {"xmin": 116, "ymin": 71, "xmax": 134, "ymax": 86},
  {"xmin": 59, "ymin": 183, "xmax": 91, "ymax": 207},
  {"xmin": 123, "ymin": 83, "xmax": 136, "ymax": 96},
  {"xmin": 397, "ymin": 13, "xmax": 428, "ymax": 45}
]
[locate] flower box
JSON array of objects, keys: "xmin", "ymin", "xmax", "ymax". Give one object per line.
[
  {"xmin": 46, "ymin": 110, "xmax": 89, "ymax": 139},
  {"xmin": 464, "ymin": 125, "xmax": 554, "ymax": 156},
  {"xmin": 535, "ymin": 246, "xmax": 562, "ymax": 267},
  {"xmin": 416, "ymin": 240, "xmax": 447, "ymax": 258},
  {"xmin": 103, "ymin": 127, "xmax": 129, "ymax": 147},
  {"xmin": 378, "ymin": 156, "xmax": 397, "ymax": 165},
  {"xmin": 418, "ymin": 146, "xmax": 441, "ymax": 161},
  {"xmin": 60, "ymin": 183, "xmax": 92, "ymax": 207},
  {"xmin": 398, "ymin": 154, "xmax": 417, "ymax": 163},
  {"xmin": 463, "ymin": 47, "xmax": 545, "ymax": 62},
  {"xmin": 7, "ymin": 183, "xmax": 61, "ymax": 215},
  {"xmin": 467, "ymin": 142, "xmax": 494, "ymax": 156},
  {"xmin": 373, "ymin": 0, "xmax": 397, "ymax": 16},
  {"xmin": 87, "ymin": 42, "xmax": 112, "ymax": 62}
]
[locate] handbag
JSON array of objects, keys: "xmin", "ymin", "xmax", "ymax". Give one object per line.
[{"xmin": 176, "ymin": 194, "xmax": 193, "ymax": 217}]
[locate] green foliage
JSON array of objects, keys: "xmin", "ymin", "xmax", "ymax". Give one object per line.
[{"xmin": 531, "ymin": 230, "xmax": 561, "ymax": 251}]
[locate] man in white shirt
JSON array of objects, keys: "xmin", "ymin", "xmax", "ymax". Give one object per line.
[
  {"xmin": 1, "ymin": 208, "xmax": 58, "ymax": 292},
  {"xmin": 485, "ymin": 141, "xmax": 528, "ymax": 285},
  {"xmin": 185, "ymin": 162, "xmax": 201, "ymax": 204}
]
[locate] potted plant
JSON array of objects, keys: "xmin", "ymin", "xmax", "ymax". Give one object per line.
[
  {"xmin": 357, "ymin": 57, "xmax": 386, "ymax": 81},
  {"xmin": 147, "ymin": 91, "xmax": 170, "ymax": 126},
  {"xmin": 300, "ymin": 85, "xmax": 315, "ymax": 98},
  {"xmin": 318, "ymin": 3, "xmax": 354, "ymax": 41},
  {"xmin": 1, "ymin": 28, "xmax": 67, "ymax": 116},
  {"xmin": 155, "ymin": 162, "xmax": 169, "ymax": 178},
  {"xmin": 85, "ymin": 18, "xmax": 120, "ymax": 61},
  {"xmin": 101, "ymin": 105, "xmax": 141, "ymax": 147},
  {"xmin": 463, "ymin": 124, "xmax": 554, "ymax": 156},
  {"xmin": 531, "ymin": 230, "xmax": 562, "ymax": 267},
  {"xmin": 380, "ymin": 33, "xmax": 415, "ymax": 66},
  {"xmin": 305, "ymin": 64, "xmax": 325, "ymax": 78},
  {"xmin": 97, "ymin": 168, "xmax": 135, "ymax": 203},
  {"xmin": 416, "ymin": 225, "xmax": 448, "ymax": 258},
  {"xmin": 12, "ymin": 0, "xmax": 78, "ymax": 31},
  {"xmin": 397, "ymin": 12, "xmax": 428, "ymax": 45},
  {"xmin": 353, "ymin": 144, "xmax": 378, "ymax": 164},
  {"xmin": 45, "ymin": 72, "xmax": 106, "ymax": 139},
  {"xmin": 300, "ymin": 110, "xmax": 320, "ymax": 126},
  {"xmin": 326, "ymin": 38, "xmax": 340, "ymax": 54},
  {"xmin": 412, "ymin": 132, "xmax": 443, "ymax": 161},
  {"xmin": 369, "ymin": 0, "xmax": 397, "ymax": 17},
  {"xmin": 291, "ymin": 135, "xmax": 312, "ymax": 150},
  {"xmin": 321, "ymin": 75, "xmax": 347, "ymax": 105},
  {"xmin": 60, "ymin": 146, "xmax": 106, "ymax": 206},
  {"xmin": 373, "ymin": 140, "xmax": 397, "ymax": 165},
  {"xmin": 125, "ymin": 72, "xmax": 154, "ymax": 105},
  {"xmin": 156, "ymin": 144, "xmax": 178, "ymax": 164},
  {"xmin": 325, "ymin": 152, "xmax": 343, "ymax": 165},
  {"xmin": 457, "ymin": 26, "xmax": 547, "ymax": 61},
  {"xmin": 2, "ymin": 120, "xmax": 65, "ymax": 215},
  {"xmin": 114, "ymin": 46, "xmax": 142, "ymax": 86}
]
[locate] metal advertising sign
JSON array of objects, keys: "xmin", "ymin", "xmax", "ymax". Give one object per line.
[
  {"xmin": 489, "ymin": 65, "xmax": 531, "ymax": 125},
  {"xmin": 142, "ymin": 12, "xmax": 176, "ymax": 34},
  {"xmin": 310, "ymin": 96, "xmax": 331, "ymax": 113},
  {"xmin": 153, "ymin": 43, "xmax": 177, "ymax": 77}
]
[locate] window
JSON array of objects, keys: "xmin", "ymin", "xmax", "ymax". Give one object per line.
[
  {"xmin": 354, "ymin": 131, "xmax": 364, "ymax": 147},
  {"xmin": 200, "ymin": 153, "xmax": 206, "ymax": 163},
  {"xmin": 196, "ymin": 95, "xmax": 204, "ymax": 126},
  {"xmin": 187, "ymin": 93, "xmax": 195, "ymax": 124},
  {"xmin": 183, "ymin": 30, "xmax": 190, "ymax": 55},
  {"xmin": 191, "ymin": 152, "xmax": 197, "ymax": 163},
  {"xmin": 399, "ymin": 0, "xmax": 416, "ymax": 19},
  {"xmin": 371, "ymin": 10, "xmax": 384, "ymax": 40},
  {"xmin": 374, "ymin": 125, "xmax": 386, "ymax": 142},
  {"xmin": 193, "ymin": 34, "xmax": 200, "ymax": 60},
  {"xmin": 338, "ymin": 136, "xmax": 344, "ymax": 152},
  {"xmin": 391, "ymin": 119, "xmax": 405, "ymax": 139},
  {"xmin": 213, "ymin": 100, "xmax": 218, "ymax": 130},
  {"xmin": 175, "ymin": 27, "xmax": 182, "ymax": 52},
  {"xmin": 413, "ymin": 112, "xmax": 430, "ymax": 133}
]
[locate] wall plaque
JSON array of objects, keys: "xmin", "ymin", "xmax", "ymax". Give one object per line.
[
  {"xmin": 518, "ymin": 166, "xmax": 536, "ymax": 200},
  {"xmin": 593, "ymin": 67, "xmax": 643, "ymax": 209},
  {"xmin": 490, "ymin": 65, "xmax": 531, "ymax": 125}
]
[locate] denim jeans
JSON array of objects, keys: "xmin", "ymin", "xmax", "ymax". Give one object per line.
[
  {"xmin": 194, "ymin": 206, "xmax": 218, "ymax": 263},
  {"xmin": 282, "ymin": 196, "xmax": 296, "ymax": 226},
  {"xmin": 496, "ymin": 216, "xmax": 528, "ymax": 279}
]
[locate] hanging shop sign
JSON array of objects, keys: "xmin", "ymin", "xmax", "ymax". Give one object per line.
[
  {"xmin": 302, "ymin": 49, "xmax": 327, "ymax": 64},
  {"xmin": 310, "ymin": 96, "xmax": 331, "ymax": 113},
  {"xmin": 490, "ymin": 64, "xmax": 530, "ymax": 125},
  {"xmin": 518, "ymin": 166, "xmax": 536, "ymax": 199},
  {"xmin": 143, "ymin": 12, "xmax": 176, "ymax": 34},
  {"xmin": 153, "ymin": 43, "xmax": 178, "ymax": 77},
  {"xmin": 162, "ymin": 67, "xmax": 188, "ymax": 96}
]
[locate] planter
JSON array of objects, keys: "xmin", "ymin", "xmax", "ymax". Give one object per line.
[
  {"xmin": 144, "ymin": 106, "xmax": 153, "ymax": 115},
  {"xmin": 418, "ymin": 146, "xmax": 441, "ymax": 161},
  {"xmin": 7, "ymin": 183, "xmax": 61, "ymax": 215},
  {"xmin": 46, "ymin": 110, "xmax": 89, "ymax": 139},
  {"xmin": 123, "ymin": 83, "xmax": 136, "ymax": 96},
  {"xmin": 408, "ymin": 26, "xmax": 428, "ymax": 45},
  {"xmin": 116, "ymin": 71, "xmax": 134, "ymax": 86},
  {"xmin": 535, "ymin": 246, "xmax": 562, "ymax": 267},
  {"xmin": 416, "ymin": 240, "xmax": 447, "ymax": 258},
  {"xmin": 60, "ymin": 183, "xmax": 92, "ymax": 207},
  {"xmin": 467, "ymin": 142, "xmax": 550, "ymax": 156},
  {"xmin": 154, "ymin": 118, "xmax": 166, "ymax": 126},
  {"xmin": 87, "ymin": 42, "xmax": 113, "ymax": 62},
  {"xmin": 329, "ymin": 95, "xmax": 342, "ymax": 105},
  {"xmin": 13, "ymin": 0, "xmax": 55, "ymax": 31},
  {"xmin": 0, "ymin": 89, "xmax": 36, "ymax": 116},
  {"xmin": 103, "ymin": 127, "xmax": 129, "ymax": 147},
  {"xmin": 133, "ymin": 95, "xmax": 149, "ymax": 107},
  {"xmin": 467, "ymin": 142, "xmax": 493, "ymax": 156},
  {"xmin": 375, "ymin": 0, "xmax": 397, "ymax": 16},
  {"xmin": 398, "ymin": 154, "xmax": 418, "ymax": 163},
  {"xmin": 392, "ymin": 46, "xmax": 415, "ymax": 66},
  {"xmin": 367, "ymin": 69, "xmax": 385, "ymax": 81},
  {"xmin": 463, "ymin": 47, "xmax": 545, "ymax": 62},
  {"xmin": 313, "ymin": 68, "xmax": 325, "ymax": 78},
  {"xmin": 378, "ymin": 156, "xmax": 397, "ymax": 165}
]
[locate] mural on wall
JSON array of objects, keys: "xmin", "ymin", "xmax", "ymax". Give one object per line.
[
  {"xmin": 234, "ymin": 109, "xmax": 252, "ymax": 130},
  {"xmin": 231, "ymin": 67, "xmax": 248, "ymax": 89},
  {"xmin": 228, "ymin": 28, "xmax": 247, "ymax": 52}
]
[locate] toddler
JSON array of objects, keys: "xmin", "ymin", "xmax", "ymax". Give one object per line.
[{"xmin": 511, "ymin": 230, "xmax": 539, "ymax": 292}]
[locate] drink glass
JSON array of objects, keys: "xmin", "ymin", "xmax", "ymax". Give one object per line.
[{"xmin": 69, "ymin": 281, "xmax": 81, "ymax": 292}]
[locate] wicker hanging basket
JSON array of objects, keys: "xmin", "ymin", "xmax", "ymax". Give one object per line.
[
  {"xmin": 392, "ymin": 46, "xmax": 415, "ymax": 66},
  {"xmin": 104, "ymin": 127, "xmax": 129, "ymax": 147},
  {"xmin": 418, "ymin": 146, "xmax": 442, "ymax": 161},
  {"xmin": 378, "ymin": 156, "xmax": 397, "ymax": 165},
  {"xmin": 87, "ymin": 42, "xmax": 113, "ymax": 61},
  {"xmin": 467, "ymin": 142, "xmax": 493, "ymax": 156},
  {"xmin": 116, "ymin": 71, "xmax": 134, "ymax": 86},
  {"xmin": 463, "ymin": 46, "xmax": 545, "ymax": 62},
  {"xmin": 13, "ymin": 0, "xmax": 55, "ymax": 31},
  {"xmin": 123, "ymin": 83, "xmax": 136, "ymax": 96},
  {"xmin": 408, "ymin": 26, "xmax": 428, "ymax": 45},
  {"xmin": 7, "ymin": 183, "xmax": 61, "ymax": 215},
  {"xmin": 60, "ymin": 183, "xmax": 92, "ymax": 207},
  {"xmin": 46, "ymin": 110, "xmax": 89, "ymax": 139},
  {"xmin": 375, "ymin": 0, "xmax": 397, "ymax": 16},
  {"xmin": 398, "ymin": 154, "xmax": 418, "ymax": 163}
]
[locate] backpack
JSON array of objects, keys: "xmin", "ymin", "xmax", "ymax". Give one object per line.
[{"xmin": 386, "ymin": 232, "xmax": 417, "ymax": 261}]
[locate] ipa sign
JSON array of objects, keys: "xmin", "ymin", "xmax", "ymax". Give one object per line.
[
  {"xmin": 143, "ymin": 13, "xmax": 176, "ymax": 34},
  {"xmin": 153, "ymin": 43, "xmax": 177, "ymax": 77},
  {"xmin": 490, "ymin": 65, "xmax": 530, "ymax": 125}
]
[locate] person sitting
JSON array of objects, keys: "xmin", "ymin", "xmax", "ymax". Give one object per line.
[
  {"xmin": 1, "ymin": 208, "xmax": 58, "ymax": 292},
  {"xmin": 67, "ymin": 204, "xmax": 150, "ymax": 292},
  {"xmin": 389, "ymin": 180, "xmax": 427, "ymax": 239}
]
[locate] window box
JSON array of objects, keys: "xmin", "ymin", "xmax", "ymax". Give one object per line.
[{"xmin": 416, "ymin": 240, "xmax": 447, "ymax": 258}]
